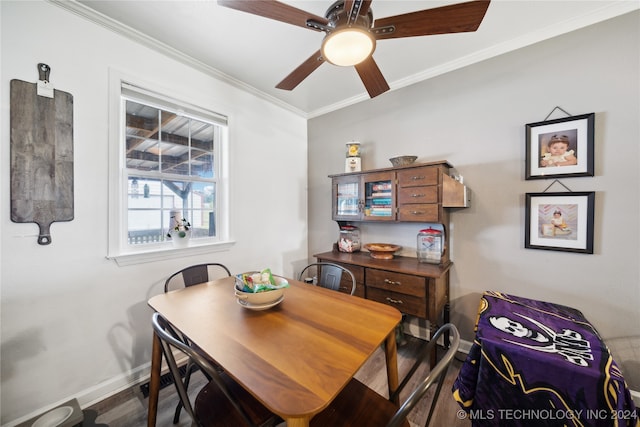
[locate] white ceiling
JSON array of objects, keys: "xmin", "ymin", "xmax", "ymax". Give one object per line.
[{"xmin": 58, "ymin": 0, "xmax": 638, "ymax": 117}]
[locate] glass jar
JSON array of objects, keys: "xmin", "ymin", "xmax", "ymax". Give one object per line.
[
  {"xmin": 338, "ymin": 225, "xmax": 361, "ymax": 253},
  {"xmin": 417, "ymin": 227, "xmax": 443, "ymax": 264}
]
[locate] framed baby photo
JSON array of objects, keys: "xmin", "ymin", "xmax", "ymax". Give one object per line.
[
  {"xmin": 525, "ymin": 113, "xmax": 595, "ymax": 180},
  {"xmin": 525, "ymin": 192, "xmax": 595, "ymax": 254}
]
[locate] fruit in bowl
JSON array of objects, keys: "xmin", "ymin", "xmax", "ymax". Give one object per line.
[{"xmin": 235, "ymin": 269, "xmax": 289, "ymax": 306}]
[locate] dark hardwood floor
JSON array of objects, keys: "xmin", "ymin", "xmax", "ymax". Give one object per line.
[{"xmin": 84, "ymin": 335, "xmax": 471, "ymax": 427}]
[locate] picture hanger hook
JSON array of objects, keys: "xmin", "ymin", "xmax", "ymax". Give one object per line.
[{"xmin": 37, "ymin": 63, "xmax": 51, "ymax": 83}]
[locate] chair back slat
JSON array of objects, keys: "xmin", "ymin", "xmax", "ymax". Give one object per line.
[
  {"xmin": 165, "ymin": 263, "xmax": 231, "ymax": 292},
  {"xmin": 182, "ymin": 264, "xmax": 209, "ymax": 287},
  {"xmin": 318, "ymin": 264, "xmax": 342, "ymax": 291},
  {"xmin": 299, "ymin": 262, "xmax": 357, "ymax": 295}
]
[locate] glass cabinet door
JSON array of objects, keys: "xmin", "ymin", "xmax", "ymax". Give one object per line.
[
  {"xmin": 363, "ymin": 172, "xmax": 395, "ymax": 221},
  {"xmin": 333, "ymin": 176, "xmax": 362, "ymax": 220}
]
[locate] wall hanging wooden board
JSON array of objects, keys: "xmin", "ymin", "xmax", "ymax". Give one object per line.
[{"xmin": 10, "ymin": 79, "xmax": 74, "ymax": 245}]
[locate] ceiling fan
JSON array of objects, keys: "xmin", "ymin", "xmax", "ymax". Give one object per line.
[{"xmin": 218, "ymin": 0, "xmax": 491, "ymax": 98}]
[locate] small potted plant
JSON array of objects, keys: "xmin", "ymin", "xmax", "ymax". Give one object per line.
[{"xmin": 168, "ymin": 216, "xmax": 191, "ymax": 247}]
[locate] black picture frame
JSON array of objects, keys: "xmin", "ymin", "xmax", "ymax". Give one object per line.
[
  {"xmin": 525, "ymin": 113, "xmax": 594, "ymax": 180},
  {"xmin": 525, "ymin": 192, "xmax": 595, "ymax": 254}
]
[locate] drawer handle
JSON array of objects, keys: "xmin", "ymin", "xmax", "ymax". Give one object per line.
[
  {"xmin": 386, "ymin": 297, "xmax": 403, "ymax": 304},
  {"xmin": 410, "ymin": 176, "xmax": 425, "ymax": 181},
  {"xmin": 410, "ymin": 211, "xmax": 425, "ymax": 215},
  {"xmin": 410, "ymin": 193, "xmax": 425, "ymax": 198},
  {"xmin": 384, "ymin": 279, "xmax": 402, "ymax": 286}
]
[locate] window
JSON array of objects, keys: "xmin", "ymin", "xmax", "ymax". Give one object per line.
[{"xmin": 108, "ymin": 75, "xmax": 231, "ymax": 264}]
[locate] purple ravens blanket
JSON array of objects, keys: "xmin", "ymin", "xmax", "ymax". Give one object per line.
[{"xmin": 452, "ymin": 291, "xmax": 638, "ymax": 427}]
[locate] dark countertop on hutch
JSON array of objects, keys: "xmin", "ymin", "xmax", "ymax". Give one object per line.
[{"xmin": 315, "ymin": 250, "xmax": 452, "ymax": 277}]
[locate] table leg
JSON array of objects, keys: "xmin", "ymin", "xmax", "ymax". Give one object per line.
[
  {"xmin": 428, "ymin": 322, "xmax": 439, "ymax": 368},
  {"xmin": 147, "ymin": 331, "xmax": 162, "ymax": 427},
  {"xmin": 286, "ymin": 416, "xmax": 310, "ymax": 427},
  {"xmin": 384, "ymin": 330, "xmax": 400, "ymax": 405},
  {"xmin": 444, "ymin": 301, "xmax": 451, "ymax": 349}
]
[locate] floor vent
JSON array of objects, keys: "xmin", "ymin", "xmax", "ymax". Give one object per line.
[{"xmin": 140, "ymin": 364, "xmax": 188, "ymax": 398}]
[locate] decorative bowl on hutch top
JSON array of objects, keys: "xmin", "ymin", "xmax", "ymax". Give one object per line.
[
  {"xmin": 363, "ymin": 243, "xmax": 402, "ymax": 260},
  {"xmin": 389, "ymin": 155, "xmax": 417, "ymax": 167}
]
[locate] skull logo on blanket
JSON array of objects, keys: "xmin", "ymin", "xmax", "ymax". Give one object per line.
[{"xmin": 489, "ymin": 313, "xmax": 593, "ymax": 367}]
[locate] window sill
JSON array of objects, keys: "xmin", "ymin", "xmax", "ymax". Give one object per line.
[{"xmin": 108, "ymin": 240, "xmax": 236, "ymax": 267}]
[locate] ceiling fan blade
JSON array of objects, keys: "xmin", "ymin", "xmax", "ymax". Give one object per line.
[
  {"xmin": 358, "ymin": 0, "xmax": 373, "ymax": 16},
  {"xmin": 354, "ymin": 57, "xmax": 390, "ymax": 98},
  {"xmin": 276, "ymin": 50, "xmax": 326, "ymax": 91},
  {"xmin": 373, "ymin": 0, "xmax": 490, "ymax": 40},
  {"xmin": 218, "ymin": 0, "xmax": 328, "ymax": 30}
]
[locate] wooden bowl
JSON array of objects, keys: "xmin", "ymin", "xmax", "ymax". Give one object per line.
[{"xmin": 364, "ymin": 243, "xmax": 401, "ymax": 260}]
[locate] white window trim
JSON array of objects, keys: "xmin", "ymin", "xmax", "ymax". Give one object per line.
[{"xmin": 107, "ymin": 69, "xmax": 234, "ymax": 266}]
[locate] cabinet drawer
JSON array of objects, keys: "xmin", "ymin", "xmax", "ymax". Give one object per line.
[
  {"xmin": 366, "ymin": 269, "xmax": 425, "ymax": 297},
  {"xmin": 367, "ymin": 287, "xmax": 426, "ymax": 318},
  {"xmin": 397, "ymin": 186, "xmax": 438, "ymax": 205},
  {"xmin": 397, "ymin": 167, "xmax": 438, "ymax": 188},
  {"xmin": 397, "ymin": 204, "xmax": 439, "ymax": 222}
]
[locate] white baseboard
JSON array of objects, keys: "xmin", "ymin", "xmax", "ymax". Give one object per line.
[
  {"xmin": 5, "ymin": 349, "xmax": 194, "ymax": 427},
  {"xmin": 4, "ymin": 362, "xmax": 152, "ymax": 427}
]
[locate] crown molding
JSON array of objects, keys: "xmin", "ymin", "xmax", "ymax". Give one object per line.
[
  {"xmin": 47, "ymin": 0, "xmax": 308, "ymax": 118},
  {"xmin": 395, "ymin": 1, "xmax": 640, "ymax": 91}
]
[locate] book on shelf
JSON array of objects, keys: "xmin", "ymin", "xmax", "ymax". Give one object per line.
[
  {"xmin": 368, "ymin": 207, "xmax": 392, "ymax": 216},
  {"xmin": 370, "ymin": 192, "xmax": 392, "ymax": 198},
  {"xmin": 368, "ymin": 211, "xmax": 392, "ymax": 217},
  {"xmin": 371, "ymin": 183, "xmax": 392, "ymax": 191}
]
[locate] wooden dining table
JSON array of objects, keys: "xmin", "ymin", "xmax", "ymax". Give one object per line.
[{"xmin": 147, "ymin": 276, "xmax": 403, "ymax": 427}]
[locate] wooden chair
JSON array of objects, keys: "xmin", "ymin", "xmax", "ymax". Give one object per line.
[
  {"xmin": 310, "ymin": 323, "xmax": 460, "ymax": 427},
  {"xmin": 298, "ymin": 262, "xmax": 357, "ymax": 295},
  {"xmin": 164, "ymin": 263, "xmax": 231, "ymax": 423},
  {"xmin": 151, "ymin": 313, "xmax": 279, "ymax": 427}
]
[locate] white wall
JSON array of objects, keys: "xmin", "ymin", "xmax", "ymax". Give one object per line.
[
  {"xmin": 0, "ymin": 1, "xmax": 308, "ymax": 424},
  {"xmin": 309, "ymin": 10, "xmax": 639, "ymax": 380}
]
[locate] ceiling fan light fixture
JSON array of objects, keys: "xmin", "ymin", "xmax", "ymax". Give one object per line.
[{"xmin": 321, "ymin": 27, "xmax": 376, "ymax": 66}]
